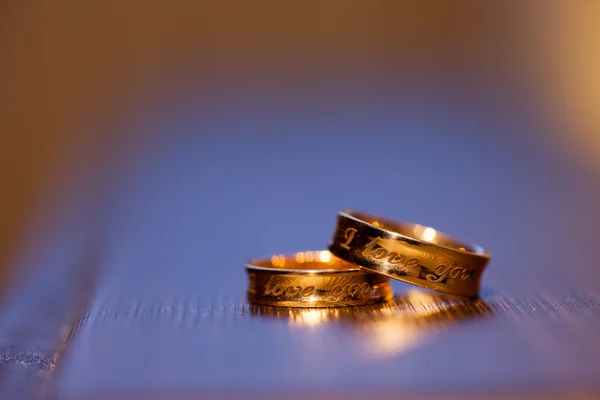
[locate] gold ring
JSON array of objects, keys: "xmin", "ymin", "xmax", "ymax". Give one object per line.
[
  {"xmin": 245, "ymin": 250, "xmax": 393, "ymax": 307},
  {"xmin": 328, "ymin": 211, "xmax": 491, "ymax": 298}
]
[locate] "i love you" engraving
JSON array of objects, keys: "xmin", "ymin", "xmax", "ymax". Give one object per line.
[
  {"xmin": 340, "ymin": 227, "xmax": 474, "ymax": 282},
  {"xmin": 263, "ymin": 276, "xmax": 373, "ymax": 302}
]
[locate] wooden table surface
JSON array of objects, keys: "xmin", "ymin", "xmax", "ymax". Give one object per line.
[{"xmin": 1, "ymin": 2, "xmax": 600, "ymax": 399}]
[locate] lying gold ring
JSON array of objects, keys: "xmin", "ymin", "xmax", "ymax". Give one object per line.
[
  {"xmin": 245, "ymin": 250, "xmax": 392, "ymax": 307},
  {"xmin": 328, "ymin": 211, "xmax": 491, "ymax": 298}
]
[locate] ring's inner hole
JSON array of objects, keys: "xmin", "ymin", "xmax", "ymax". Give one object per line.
[{"xmin": 255, "ymin": 251, "xmax": 355, "ymax": 270}]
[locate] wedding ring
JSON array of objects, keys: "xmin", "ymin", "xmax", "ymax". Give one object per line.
[
  {"xmin": 328, "ymin": 211, "xmax": 491, "ymax": 298},
  {"xmin": 246, "ymin": 250, "xmax": 393, "ymax": 307}
]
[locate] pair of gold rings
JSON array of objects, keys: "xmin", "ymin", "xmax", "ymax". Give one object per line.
[{"xmin": 246, "ymin": 211, "xmax": 491, "ymax": 307}]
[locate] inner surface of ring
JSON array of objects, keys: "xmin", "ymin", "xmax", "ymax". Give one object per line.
[
  {"xmin": 251, "ymin": 251, "xmax": 357, "ymax": 271},
  {"xmin": 346, "ymin": 211, "xmax": 480, "ymax": 253}
]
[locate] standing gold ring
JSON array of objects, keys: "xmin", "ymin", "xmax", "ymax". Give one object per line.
[
  {"xmin": 246, "ymin": 250, "xmax": 393, "ymax": 307},
  {"xmin": 328, "ymin": 211, "xmax": 490, "ymax": 298}
]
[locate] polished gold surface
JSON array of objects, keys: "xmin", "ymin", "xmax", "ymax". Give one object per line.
[
  {"xmin": 329, "ymin": 211, "xmax": 491, "ymax": 298},
  {"xmin": 246, "ymin": 251, "xmax": 392, "ymax": 307}
]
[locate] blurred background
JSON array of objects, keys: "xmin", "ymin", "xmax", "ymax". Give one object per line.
[
  {"xmin": 1, "ymin": 1, "xmax": 599, "ymax": 288},
  {"xmin": 1, "ymin": 2, "xmax": 600, "ymax": 398}
]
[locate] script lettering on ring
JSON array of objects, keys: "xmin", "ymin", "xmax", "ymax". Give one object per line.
[
  {"xmin": 360, "ymin": 237, "xmax": 420, "ymax": 277},
  {"xmin": 426, "ymin": 265, "xmax": 474, "ymax": 283},
  {"xmin": 263, "ymin": 277, "xmax": 373, "ymax": 301},
  {"xmin": 341, "ymin": 227, "xmax": 357, "ymax": 250}
]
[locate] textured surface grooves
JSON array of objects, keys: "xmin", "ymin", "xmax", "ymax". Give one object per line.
[
  {"xmin": 51, "ymin": 291, "xmax": 600, "ymax": 399},
  {"xmin": 0, "ymin": 246, "xmax": 103, "ymax": 399},
  {"xmin": 76, "ymin": 294, "xmax": 600, "ymax": 325}
]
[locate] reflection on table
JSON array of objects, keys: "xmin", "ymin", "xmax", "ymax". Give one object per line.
[{"xmin": 251, "ymin": 289, "xmax": 491, "ymax": 358}]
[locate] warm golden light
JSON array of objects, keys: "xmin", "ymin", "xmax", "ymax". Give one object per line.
[
  {"xmin": 318, "ymin": 251, "xmax": 332, "ymax": 263},
  {"xmin": 270, "ymin": 254, "xmax": 286, "ymax": 267},
  {"xmin": 362, "ymin": 319, "xmax": 423, "ymax": 358},
  {"xmin": 423, "ymin": 227, "xmax": 437, "ymax": 242},
  {"xmin": 406, "ymin": 290, "xmax": 446, "ymax": 315},
  {"xmin": 272, "ymin": 251, "xmax": 333, "ymax": 267},
  {"xmin": 359, "ymin": 289, "xmax": 463, "ymax": 359},
  {"xmin": 289, "ymin": 309, "xmax": 338, "ymax": 326}
]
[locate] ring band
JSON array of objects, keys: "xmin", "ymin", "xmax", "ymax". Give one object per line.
[
  {"xmin": 245, "ymin": 250, "xmax": 393, "ymax": 307},
  {"xmin": 328, "ymin": 211, "xmax": 490, "ymax": 298}
]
